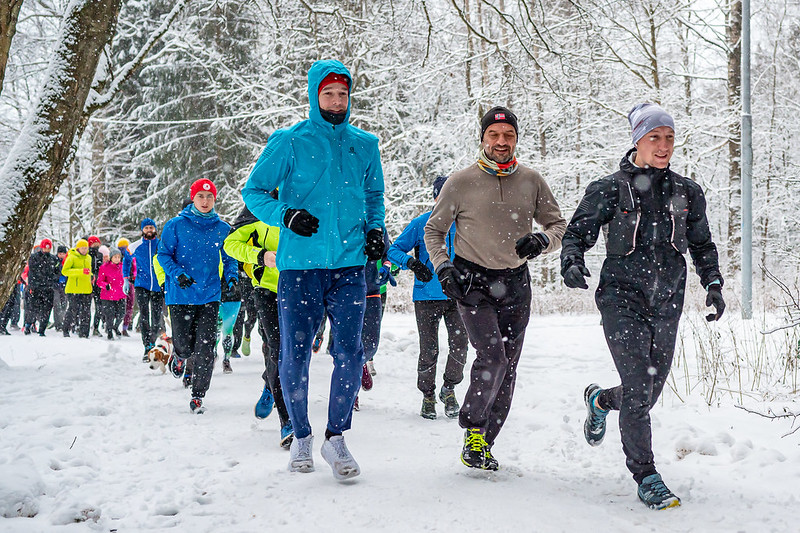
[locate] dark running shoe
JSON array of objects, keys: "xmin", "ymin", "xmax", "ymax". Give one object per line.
[
  {"xmin": 584, "ymin": 383, "xmax": 609, "ymax": 447},
  {"xmin": 420, "ymin": 396, "xmax": 436, "ymax": 420},
  {"xmin": 169, "ymin": 355, "xmax": 185, "ymax": 379},
  {"xmin": 190, "ymin": 398, "xmax": 205, "ymax": 414},
  {"xmin": 439, "ymin": 385, "xmax": 459, "ymax": 419},
  {"xmin": 222, "ymin": 359, "xmax": 232, "ymax": 374},
  {"xmin": 461, "ymin": 428, "xmax": 492, "ymax": 470},
  {"xmin": 637, "ymin": 473, "xmax": 681, "ymax": 510},
  {"xmin": 361, "ymin": 364, "xmax": 373, "ymax": 391}
]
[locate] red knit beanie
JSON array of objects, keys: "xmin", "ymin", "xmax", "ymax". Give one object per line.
[
  {"xmin": 87, "ymin": 235, "xmax": 101, "ymax": 247},
  {"xmin": 190, "ymin": 178, "xmax": 217, "ymax": 200},
  {"xmin": 40, "ymin": 238, "xmax": 52, "ymax": 250},
  {"xmin": 318, "ymin": 73, "xmax": 350, "ymax": 94}
]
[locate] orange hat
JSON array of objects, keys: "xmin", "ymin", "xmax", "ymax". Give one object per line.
[{"xmin": 117, "ymin": 238, "xmax": 130, "ymax": 248}]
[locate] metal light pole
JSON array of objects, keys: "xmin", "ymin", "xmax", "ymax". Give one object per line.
[{"xmin": 741, "ymin": 0, "xmax": 753, "ymax": 319}]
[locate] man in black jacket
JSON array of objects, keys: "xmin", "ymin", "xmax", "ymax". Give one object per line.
[
  {"xmin": 25, "ymin": 239, "xmax": 61, "ymax": 336},
  {"xmin": 560, "ymin": 103, "xmax": 725, "ymax": 511}
]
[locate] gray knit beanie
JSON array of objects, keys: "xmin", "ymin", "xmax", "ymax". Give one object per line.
[{"xmin": 628, "ymin": 103, "xmax": 675, "ymax": 145}]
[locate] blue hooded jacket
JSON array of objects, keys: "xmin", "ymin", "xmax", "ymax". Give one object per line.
[
  {"xmin": 157, "ymin": 205, "xmax": 237, "ymax": 306},
  {"xmin": 387, "ymin": 211, "xmax": 455, "ymax": 302},
  {"xmin": 241, "ymin": 59, "xmax": 385, "ymax": 271},
  {"xmin": 130, "ymin": 237, "xmax": 161, "ymax": 292}
]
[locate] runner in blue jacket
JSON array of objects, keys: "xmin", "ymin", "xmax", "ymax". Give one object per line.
[
  {"xmin": 242, "ymin": 59, "xmax": 385, "ymax": 481},
  {"xmin": 158, "ymin": 179, "xmax": 238, "ymax": 414},
  {"xmin": 387, "ymin": 176, "xmax": 467, "ymax": 420},
  {"xmin": 130, "ymin": 218, "xmax": 164, "ymax": 358}
]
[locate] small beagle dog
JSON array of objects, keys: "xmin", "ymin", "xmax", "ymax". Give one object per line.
[{"xmin": 148, "ymin": 335, "xmax": 174, "ymax": 374}]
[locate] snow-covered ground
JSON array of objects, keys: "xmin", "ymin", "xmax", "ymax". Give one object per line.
[{"xmin": 1, "ymin": 311, "xmax": 798, "ymax": 532}]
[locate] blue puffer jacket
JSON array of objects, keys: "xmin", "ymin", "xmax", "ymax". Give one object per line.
[
  {"xmin": 157, "ymin": 205, "xmax": 238, "ymax": 306},
  {"xmin": 242, "ymin": 59, "xmax": 385, "ymax": 271},
  {"xmin": 387, "ymin": 211, "xmax": 455, "ymax": 302},
  {"xmin": 131, "ymin": 237, "xmax": 161, "ymax": 292}
]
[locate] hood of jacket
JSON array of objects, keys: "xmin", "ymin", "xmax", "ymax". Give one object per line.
[
  {"xmin": 307, "ymin": 59, "xmax": 352, "ymax": 130},
  {"xmin": 619, "ymin": 147, "xmax": 671, "ymax": 181},
  {"xmin": 177, "ymin": 204, "xmax": 222, "ymax": 228},
  {"xmin": 68, "ymin": 248, "xmax": 88, "ymax": 260}
]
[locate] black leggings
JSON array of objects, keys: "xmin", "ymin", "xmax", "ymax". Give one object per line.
[
  {"xmin": 253, "ymin": 288, "xmax": 290, "ymax": 426},
  {"xmin": 170, "ymin": 302, "xmax": 220, "ymax": 399},
  {"xmin": 64, "ymin": 293, "xmax": 92, "ymax": 337}
]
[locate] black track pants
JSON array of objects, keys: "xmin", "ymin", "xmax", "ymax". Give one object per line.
[
  {"xmin": 170, "ymin": 302, "xmax": 220, "ymax": 399},
  {"xmin": 455, "ymin": 258, "xmax": 531, "ymax": 445},
  {"xmin": 414, "ymin": 299, "xmax": 467, "ymax": 396},
  {"xmin": 252, "ymin": 288, "xmax": 290, "ymax": 426},
  {"xmin": 596, "ymin": 306, "xmax": 680, "ymax": 482}
]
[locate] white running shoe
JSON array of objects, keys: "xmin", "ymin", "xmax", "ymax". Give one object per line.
[
  {"xmin": 321, "ymin": 435, "xmax": 361, "ymax": 480},
  {"xmin": 366, "ymin": 360, "xmax": 376, "ymax": 376},
  {"xmin": 289, "ymin": 435, "xmax": 314, "ymax": 472}
]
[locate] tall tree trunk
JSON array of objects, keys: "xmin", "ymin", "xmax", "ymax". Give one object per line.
[
  {"xmin": 726, "ymin": 0, "xmax": 742, "ymax": 271},
  {"xmin": 464, "ymin": 0, "xmax": 474, "ymax": 103},
  {"xmin": 0, "ymin": 0, "xmax": 23, "ymax": 97},
  {"xmin": 0, "ymin": 0, "xmax": 123, "ymax": 307}
]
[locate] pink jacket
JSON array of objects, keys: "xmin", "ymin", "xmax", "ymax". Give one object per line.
[{"xmin": 97, "ymin": 262, "xmax": 126, "ymax": 301}]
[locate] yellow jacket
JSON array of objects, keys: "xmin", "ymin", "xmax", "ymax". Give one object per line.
[{"xmin": 61, "ymin": 248, "xmax": 93, "ymax": 294}]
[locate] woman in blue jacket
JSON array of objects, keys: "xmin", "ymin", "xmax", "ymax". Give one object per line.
[
  {"xmin": 158, "ymin": 178, "xmax": 238, "ymax": 414},
  {"xmin": 387, "ymin": 175, "xmax": 467, "ymax": 421}
]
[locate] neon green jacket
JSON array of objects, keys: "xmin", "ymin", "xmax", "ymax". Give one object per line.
[
  {"xmin": 224, "ymin": 207, "xmax": 280, "ymax": 293},
  {"xmin": 61, "ymin": 248, "xmax": 93, "ymax": 294}
]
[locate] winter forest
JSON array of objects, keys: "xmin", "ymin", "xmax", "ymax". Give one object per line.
[
  {"xmin": 3, "ymin": 0, "xmax": 800, "ymax": 530},
  {"xmin": 1, "ymin": 0, "xmax": 799, "ymax": 311}
]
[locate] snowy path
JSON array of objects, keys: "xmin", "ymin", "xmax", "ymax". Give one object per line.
[{"xmin": 1, "ymin": 312, "xmax": 797, "ymax": 532}]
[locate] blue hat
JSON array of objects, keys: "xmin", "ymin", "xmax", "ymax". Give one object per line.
[
  {"xmin": 140, "ymin": 218, "xmax": 156, "ymax": 230},
  {"xmin": 432, "ymin": 175, "xmax": 449, "ymax": 199},
  {"xmin": 628, "ymin": 103, "xmax": 675, "ymax": 145}
]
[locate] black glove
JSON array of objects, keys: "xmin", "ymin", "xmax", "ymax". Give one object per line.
[
  {"xmin": 705, "ymin": 284, "xmax": 725, "ymax": 322},
  {"xmin": 177, "ymin": 273, "xmax": 195, "ymax": 289},
  {"xmin": 515, "ymin": 232, "xmax": 549, "ymax": 260},
  {"xmin": 406, "ymin": 257, "xmax": 433, "ymax": 283},
  {"xmin": 257, "ymin": 249, "xmax": 268, "ymax": 267},
  {"xmin": 436, "ymin": 262, "xmax": 465, "ymax": 300},
  {"xmin": 105, "ymin": 283, "xmax": 112, "ymax": 291},
  {"xmin": 563, "ymin": 264, "xmax": 590, "ymax": 289},
  {"xmin": 365, "ymin": 228, "xmax": 385, "ymax": 260},
  {"xmin": 283, "ymin": 208, "xmax": 319, "ymax": 237},
  {"xmin": 223, "ymin": 277, "xmax": 240, "ymax": 300}
]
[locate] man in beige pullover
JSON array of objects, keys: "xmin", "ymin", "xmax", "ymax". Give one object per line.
[{"xmin": 424, "ymin": 106, "xmax": 566, "ymax": 471}]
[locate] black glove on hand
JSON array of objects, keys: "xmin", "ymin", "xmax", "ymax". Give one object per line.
[
  {"xmin": 705, "ymin": 284, "xmax": 725, "ymax": 322},
  {"xmin": 365, "ymin": 228, "xmax": 385, "ymax": 260},
  {"xmin": 257, "ymin": 249, "xmax": 268, "ymax": 267},
  {"xmin": 515, "ymin": 232, "xmax": 549, "ymax": 260},
  {"xmin": 436, "ymin": 262, "xmax": 465, "ymax": 300},
  {"xmin": 406, "ymin": 257, "xmax": 433, "ymax": 283},
  {"xmin": 177, "ymin": 273, "xmax": 195, "ymax": 289},
  {"xmin": 563, "ymin": 264, "xmax": 590, "ymax": 289},
  {"xmin": 283, "ymin": 208, "xmax": 319, "ymax": 237}
]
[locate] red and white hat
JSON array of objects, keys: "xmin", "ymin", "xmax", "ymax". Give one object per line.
[
  {"xmin": 40, "ymin": 238, "xmax": 52, "ymax": 250},
  {"xmin": 190, "ymin": 178, "xmax": 217, "ymax": 200}
]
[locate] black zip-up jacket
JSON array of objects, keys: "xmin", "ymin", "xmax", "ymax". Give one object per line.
[
  {"xmin": 561, "ymin": 149, "xmax": 723, "ymax": 315},
  {"xmin": 27, "ymin": 251, "xmax": 60, "ymax": 290}
]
